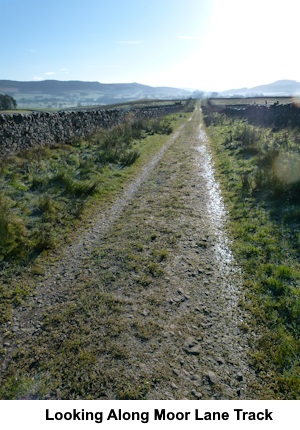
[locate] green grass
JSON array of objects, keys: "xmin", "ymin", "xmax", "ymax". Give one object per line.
[
  {"xmin": 0, "ymin": 109, "xmax": 36, "ymax": 114},
  {"xmin": 0, "ymin": 113, "xmax": 189, "ymax": 325},
  {"xmin": 0, "ymin": 111, "xmax": 193, "ymax": 399},
  {"xmin": 202, "ymin": 102, "xmax": 300, "ymax": 398}
]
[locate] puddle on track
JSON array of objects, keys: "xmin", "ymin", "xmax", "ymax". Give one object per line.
[{"xmin": 196, "ymin": 119, "xmax": 242, "ymax": 310}]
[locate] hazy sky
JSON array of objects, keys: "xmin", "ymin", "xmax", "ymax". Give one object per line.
[{"xmin": 1, "ymin": 0, "xmax": 300, "ymax": 91}]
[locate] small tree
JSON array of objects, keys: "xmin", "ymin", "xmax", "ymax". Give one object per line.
[{"xmin": 0, "ymin": 94, "xmax": 17, "ymax": 110}]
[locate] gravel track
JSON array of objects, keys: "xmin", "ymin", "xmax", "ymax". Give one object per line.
[
  {"xmin": 1, "ymin": 107, "xmax": 259, "ymax": 399},
  {"xmin": 1, "ymin": 123, "xmax": 186, "ymax": 376}
]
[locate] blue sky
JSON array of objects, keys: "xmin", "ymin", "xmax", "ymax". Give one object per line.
[{"xmin": 1, "ymin": 0, "xmax": 300, "ymax": 91}]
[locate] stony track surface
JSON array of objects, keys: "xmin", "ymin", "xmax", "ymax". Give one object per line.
[{"xmin": 1, "ymin": 107, "xmax": 259, "ymax": 399}]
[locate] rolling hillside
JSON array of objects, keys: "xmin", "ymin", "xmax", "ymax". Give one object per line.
[
  {"xmin": 220, "ymin": 80, "xmax": 300, "ymax": 97},
  {"xmin": 0, "ymin": 80, "xmax": 192, "ymax": 109}
]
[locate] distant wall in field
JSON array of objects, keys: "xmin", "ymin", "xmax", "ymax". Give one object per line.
[
  {"xmin": 0, "ymin": 103, "xmax": 185, "ymax": 158},
  {"xmin": 129, "ymin": 103, "xmax": 185, "ymax": 119},
  {"xmin": 206, "ymin": 101, "xmax": 300, "ymax": 128}
]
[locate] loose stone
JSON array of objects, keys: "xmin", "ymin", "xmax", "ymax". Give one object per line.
[{"xmin": 206, "ymin": 371, "xmax": 218, "ymax": 385}]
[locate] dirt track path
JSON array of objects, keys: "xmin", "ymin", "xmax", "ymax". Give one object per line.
[{"xmin": 1, "ymin": 106, "xmax": 258, "ymax": 399}]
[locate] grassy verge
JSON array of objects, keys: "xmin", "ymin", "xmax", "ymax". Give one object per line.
[
  {"xmin": 0, "ymin": 113, "xmax": 189, "ymax": 325},
  {"xmin": 202, "ymin": 104, "xmax": 300, "ymax": 398}
]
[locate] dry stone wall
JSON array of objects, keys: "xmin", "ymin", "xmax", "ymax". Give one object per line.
[
  {"xmin": 130, "ymin": 103, "xmax": 185, "ymax": 119},
  {"xmin": 0, "ymin": 109, "xmax": 124, "ymax": 158},
  {"xmin": 0, "ymin": 103, "xmax": 184, "ymax": 158},
  {"xmin": 223, "ymin": 103, "xmax": 300, "ymax": 128},
  {"xmin": 206, "ymin": 101, "xmax": 300, "ymax": 129}
]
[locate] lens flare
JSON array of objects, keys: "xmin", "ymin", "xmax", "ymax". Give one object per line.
[{"xmin": 273, "ymin": 153, "xmax": 300, "ymax": 184}]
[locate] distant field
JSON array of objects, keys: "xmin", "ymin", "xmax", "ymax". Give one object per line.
[
  {"xmin": 0, "ymin": 99, "xmax": 185, "ymax": 114},
  {"xmin": 0, "ymin": 107, "xmax": 60, "ymax": 114},
  {"xmin": 0, "ymin": 109, "xmax": 39, "ymax": 114},
  {"xmin": 64, "ymin": 99, "xmax": 185, "ymax": 112}
]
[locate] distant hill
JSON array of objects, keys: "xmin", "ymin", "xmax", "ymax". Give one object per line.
[
  {"xmin": 0, "ymin": 80, "xmax": 191, "ymax": 109},
  {"xmin": 220, "ymin": 80, "xmax": 300, "ymax": 97}
]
